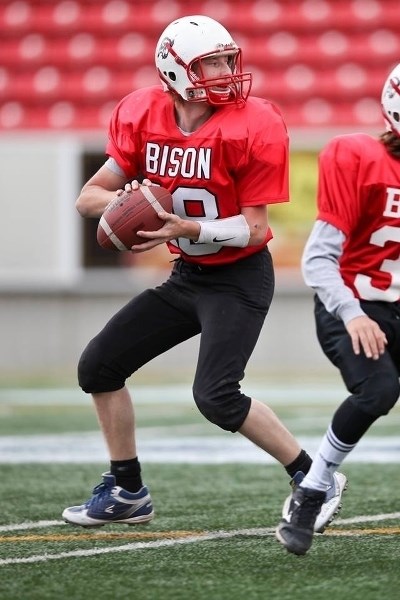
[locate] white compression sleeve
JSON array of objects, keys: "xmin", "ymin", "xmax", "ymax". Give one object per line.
[
  {"xmin": 302, "ymin": 220, "xmax": 366, "ymax": 324},
  {"xmin": 196, "ymin": 215, "xmax": 250, "ymax": 248}
]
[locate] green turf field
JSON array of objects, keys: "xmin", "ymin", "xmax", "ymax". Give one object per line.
[{"xmin": 1, "ymin": 384, "xmax": 399, "ymax": 600}]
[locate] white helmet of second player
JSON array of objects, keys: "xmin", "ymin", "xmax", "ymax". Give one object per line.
[
  {"xmin": 381, "ymin": 63, "xmax": 400, "ymax": 136},
  {"xmin": 155, "ymin": 15, "xmax": 252, "ymax": 106}
]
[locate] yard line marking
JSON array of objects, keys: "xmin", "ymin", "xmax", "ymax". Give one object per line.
[
  {"xmin": 0, "ymin": 530, "xmax": 202, "ymax": 543},
  {"xmin": 1, "ymin": 513, "xmax": 400, "ymax": 565},
  {"xmin": 2, "ymin": 526, "xmax": 400, "ymax": 544},
  {"xmin": 0, "ymin": 385, "xmax": 350, "ymax": 406},
  {"xmin": 0, "ymin": 528, "xmax": 273, "ymax": 565},
  {"xmin": 326, "ymin": 527, "xmax": 400, "ymax": 536},
  {"xmin": 1, "ymin": 512, "xmax": 400, "ymax": 534},
  {"xmin": 0, "ymin": 520, "xmax": 65, "ymax": 533},
  {"xmin": 334, "ymin": 512, "xmax": 400, "ymax": 525},
  {"xmin": 2, "ymin": 434, "xmax": 400, "ymax": 464}
]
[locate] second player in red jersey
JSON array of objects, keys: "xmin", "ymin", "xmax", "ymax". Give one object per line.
[
  {"xmin": 276, "ymin": 63, "xmax": 400, "ymax": 556},
  {"xmin": 317, "ymin": 133, "xmax": 400, "ymax": 301}
]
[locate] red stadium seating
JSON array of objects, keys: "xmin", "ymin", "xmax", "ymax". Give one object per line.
[{"xmin": 1, "ymin": 0, "xmax": 399, "ymax": 130}]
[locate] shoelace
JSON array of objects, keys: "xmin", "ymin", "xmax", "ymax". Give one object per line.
[{"xmin": 85, "ymin": 481, "xmax": 114, "ymax": 508}]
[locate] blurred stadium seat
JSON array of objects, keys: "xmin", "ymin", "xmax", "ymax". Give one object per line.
[{"xmin": 1, "ymin": 0, "xmax": 399, "ymax": 130}]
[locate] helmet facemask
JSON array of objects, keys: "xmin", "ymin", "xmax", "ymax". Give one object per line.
[{"xmin": 185, "ymin": 50, "xmax": 252, "ymax": 106}]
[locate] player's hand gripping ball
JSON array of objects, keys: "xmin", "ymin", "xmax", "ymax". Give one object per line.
[{"xmin": 97, "ymin": 185, "xmax": 173, "ymax": 251}]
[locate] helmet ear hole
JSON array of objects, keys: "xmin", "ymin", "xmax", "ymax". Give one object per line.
[{"xmin": 393, "ymin": 112, "xmax": 399, "ymax": 123}]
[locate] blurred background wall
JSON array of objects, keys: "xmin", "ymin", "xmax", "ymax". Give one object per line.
[{"xmin": 1, "ymin": 0, "xmax": 399, "ymax": 384}]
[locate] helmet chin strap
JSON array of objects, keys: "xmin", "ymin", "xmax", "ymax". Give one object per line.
[
  {"xmin": 184, "ymin": 85, "xmax": 237, "ymax": 105},
  {"xmin": 208, "ymin": 86, "xmax": 235, "ymax": 104}
]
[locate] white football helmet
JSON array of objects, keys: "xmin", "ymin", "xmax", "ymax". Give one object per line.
[
  {"xmin": 381, "ymin": 63, "xmax": 400, "ymax": 136},
  {"xmin": 155, "ymin": 15, "xmax": 252, "ymax": 106}
]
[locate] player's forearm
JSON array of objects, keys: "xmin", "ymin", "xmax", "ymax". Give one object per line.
[
  {"xmin": 76, "ymin": 162, "xmax": 128, "ymax": 218},
  {"xmin": 194, "ymin": 206, "xmax": 268, "ymax": 248},
  {"xmin": 195, "ymin": 214, "xmax": 250, "ymax": 247},
  {"xmin": 76, "ymin": 185, "xmax": 117, "ymax": 218}
]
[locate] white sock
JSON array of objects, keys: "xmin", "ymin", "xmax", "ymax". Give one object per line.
[{"xmin": 301, "ymin": 425, "xmax": 356, "ymax": 491}]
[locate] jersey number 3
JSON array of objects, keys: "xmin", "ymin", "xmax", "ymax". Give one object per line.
[{"xmin": 354, "ymin": 225, "xmax": 400, "ymax": 301}]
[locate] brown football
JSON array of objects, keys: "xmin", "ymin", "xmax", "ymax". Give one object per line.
[{"xmin": 97, "ymin": 185, "xmax": 173, "ymax": 251}]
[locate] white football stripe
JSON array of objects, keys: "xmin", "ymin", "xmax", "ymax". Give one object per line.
[
  {"xmin": 140, "ymin": 185, "xmax": 165, "ymax": 213},
  {"xmin": 99, "ymin": 215, "xmax": 112, "ymax": 235},
  {"xmin": 99, "ymin": 216, "xmax": 129, "ymax": 251}
]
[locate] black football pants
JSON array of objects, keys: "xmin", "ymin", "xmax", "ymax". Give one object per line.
[
  {"xmin": 78, "ymin": 248, "xmax": 274, "ymax": 432},
  {"xmin": 314, "ymin": 295, "xmax": 400, "ymax": 443}
]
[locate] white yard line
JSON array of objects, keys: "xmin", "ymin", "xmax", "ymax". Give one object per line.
[
  {"xmin": 2, "ymin": 530, "xmax": 272, "ymax": 565},
  {"xmin": 1, "ymin": 513, "xmax": 400, "ymax": 565},
  {"xmin": 0, "ymin": 384, "xmax": 350, "ymax": 406},
  {"xmin": 0, "ymin": 520, "xmax": 66, "ymax": 533},
  {"xmin": 1, "ymin": 432, "xmax": 400, "ymax": 463},
  {"xmin": 2, "ymin": 512, "xmax": 399, "ymax": 534}
]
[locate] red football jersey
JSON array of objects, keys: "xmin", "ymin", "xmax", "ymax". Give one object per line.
[
  {"xmin": 317, "ymin": 133, "xmax": 400, "ymax": 301},
  {"xmin": 105, "ymin": 86, "xmax": 289, "ymax": 265}
]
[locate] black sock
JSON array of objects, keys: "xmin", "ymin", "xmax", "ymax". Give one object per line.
[
  {"xmin": 110, "ymin": 457, "xmax": 143, "ymax": 493},
  {"xmin": 284, "ymin": 449, "xmax": 313, "ymax": 479}
]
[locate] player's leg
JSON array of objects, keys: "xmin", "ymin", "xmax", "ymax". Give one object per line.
[
  {"xmin": 192, "ymin": 250, "xmax": 311, "ymax": 468},
  {"xmin": 276, "ymin": 298, "xmax": 399, "ymax": 554},
  {"xmin": 78, "ymin": 287, "xmax": 198, "ymax": 449},
  {"xmin": 92, "ymin": 387, "xmax": 137, "ymax": 461},
  {"xmin": 190, "ymin": 251, "xmax": 346, "ymax": 531},
  {"xmin": 240, "ymin": 399, "xmax": 304, "ymax": 465},
  {"xmin": 307, "ymin": 297, "xmax": 399, "ymax": 486},
  {"xmin": 63, "ymin": 275, "xmax": 200, "ymax": 527}
]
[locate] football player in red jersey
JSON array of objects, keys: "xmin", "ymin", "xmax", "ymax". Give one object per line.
[
  {"xmin": 62, "ymin": 15, "xmax": 346, "ymax": 528},
  {"xmin": 276, "ymin": 63, "xmax": 400, "ymax": 556}
]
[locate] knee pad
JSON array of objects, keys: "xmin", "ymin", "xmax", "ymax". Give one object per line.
[
  {"xmin": 193, "ymin": 384, "xmax": 251, "ymax": 432},
  {"xmin": 351, "ymin": 372, "xmax": 400, "ymax": 417}
]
